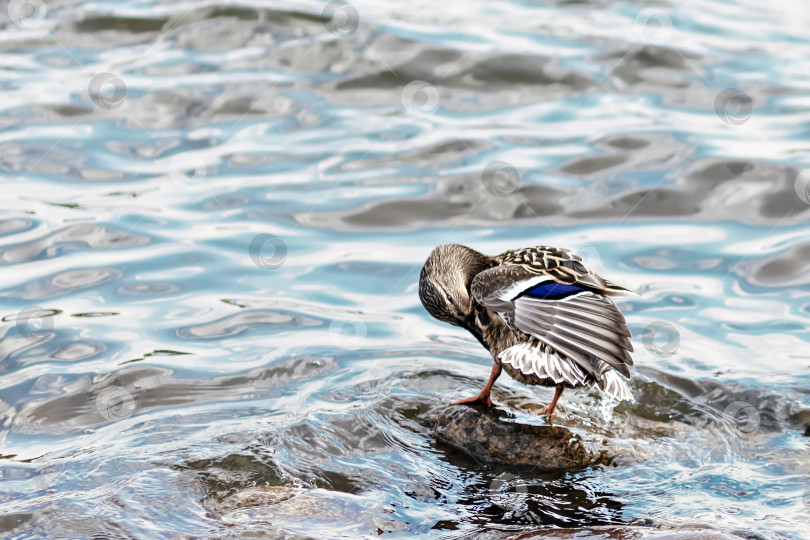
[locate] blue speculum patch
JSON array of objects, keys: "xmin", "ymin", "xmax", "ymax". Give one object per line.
[{"xmin": 517, "ymin": 281, "xmax": 586, "ymax": 301}]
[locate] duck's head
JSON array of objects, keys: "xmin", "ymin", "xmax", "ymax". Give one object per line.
[{"xmin": 418, "ymin": 244, "xmax": 492, "ymax": 328}]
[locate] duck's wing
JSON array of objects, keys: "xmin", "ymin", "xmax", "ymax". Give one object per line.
[
  {"xmin": 494, "ymin": 245, "xmax": 636, "ymax": 296},
  {"xmin": 471, "ymin": 247, "xmax": 634, "ymax": 378}
]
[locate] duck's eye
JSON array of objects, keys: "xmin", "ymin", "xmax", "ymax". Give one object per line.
[{"xmin": 446, "ymin": 293, "xmax": 453, "ymax": 303}]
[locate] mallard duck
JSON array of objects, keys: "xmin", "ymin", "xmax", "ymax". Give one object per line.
[{"xmin": 418, "ymin": 244, "xmax": 635, "ymax": 419}]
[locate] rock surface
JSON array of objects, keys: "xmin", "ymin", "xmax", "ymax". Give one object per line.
[
  {"xmin": 212, "ymin": 485, "xmax": 302, "ymax": 514},
  {"xmin": 794, "ymin": 409, "xmax": 810, "ymax": 437},
  {"xmin": 212, "ymin": 485, "xmax": 406, "ymax": 535},
  {"xmin": 419, "ymin": 404, "xmax": 611, "ymax": 470}
]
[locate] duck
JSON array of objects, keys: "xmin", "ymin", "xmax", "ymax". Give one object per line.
[{"xmin": 418, "ymin": 244, "xmax": 635, "ymax": 419}]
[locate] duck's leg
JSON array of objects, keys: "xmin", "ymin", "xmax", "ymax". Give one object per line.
[
  {"xmin": 451, "ymin": 363, "xmax": 502, "ymax": 407},
  {"xmin": 538, "ymin": 384, "xmax": 565, "ymax": 419}
]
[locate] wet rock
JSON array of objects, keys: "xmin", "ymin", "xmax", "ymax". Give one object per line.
[
  {"xmin": 508, "ymin": 525, "xmax": 748, "ymax": 539},
  {"xmin": 213, "ymin": 485, "xmax": 407, "ymax": 535},
  {"xmin": 419, "ymin": 405, "xmax": 611, "ymax": 470},
  {"xmin": 794, "ymin": 409, "xmax": 810, "ymax": 437},
  {"xmin": 212, "ymin": 485, "xmax": 303, "ymax": 514}
]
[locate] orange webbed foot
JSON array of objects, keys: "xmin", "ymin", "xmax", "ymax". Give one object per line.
[{"xmin": 451, "ymin": 392, "xmax": 496, "ymax": 407}]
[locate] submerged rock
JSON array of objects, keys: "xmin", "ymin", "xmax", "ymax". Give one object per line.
[
  {"xmin": 794, "ymin": 409, "xmax": 810, "ymax": 437},
  {"xmin": 419, "ymin": 404, "xmax": 611, "ymax": 470},
  {"xmin": 212, "ymin": 485, "xmax": 303, "ymax": 514},
  {"xmin": 213, "ymin": 485, "xmax": 407, "ymax": 535}
]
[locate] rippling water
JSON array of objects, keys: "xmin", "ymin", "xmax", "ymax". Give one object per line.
[{"xmin": 1, "ymin": 0, "xmax": 809, "ymax": 538}]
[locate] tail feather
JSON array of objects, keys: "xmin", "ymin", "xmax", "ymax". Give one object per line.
[
  {"xmin": 592, "ymin": 370, "xmax": 633, "ymax": 401},
  {"xmin": 602, "ymin": 280, "xmax": 639, "ymax": 298}
]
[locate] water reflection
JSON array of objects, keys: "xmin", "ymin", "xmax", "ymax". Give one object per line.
[{"xmin": 1, "ymin": 0, "xmax": 809, "ymax": 538}]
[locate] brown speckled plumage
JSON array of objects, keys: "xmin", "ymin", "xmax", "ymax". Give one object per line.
[{"xmin": 418, "ymin": 244, "xmax": 635, "ymax": 418}]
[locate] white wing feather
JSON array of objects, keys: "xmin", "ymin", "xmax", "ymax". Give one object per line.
[{"xmin": 499, "ymin": 339, "xmax": 632, "ymax": 401}]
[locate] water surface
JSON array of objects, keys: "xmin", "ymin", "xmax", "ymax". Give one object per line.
[{"xmin": 1, "ymin": 0, "xmax": 809, "ymax": 538}]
